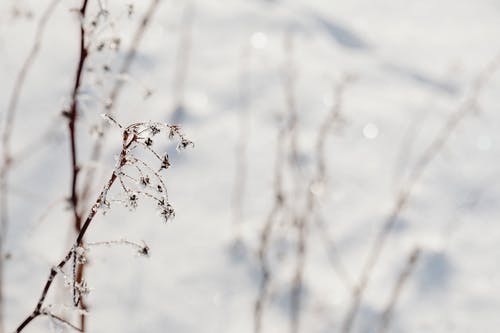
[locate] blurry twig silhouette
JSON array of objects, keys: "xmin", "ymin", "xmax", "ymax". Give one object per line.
[
  {"xmin": 255, "ymin": 31, "xmax": 303, "ymax": 333},
  {"xmin": 170, "ymin": 2, "xmax": 195, "ymax": 122},
  {"xmin": 231, "ymin": 42, "xmax": 252, "ymax": 241},
  {"xmin": 340, "ymin": 53, "xmax": 500, "ymax": 333},
  {"xmin": 0, "ymin": 1, "xmax": 61, "ymax": 331},
  {"xmin": 290, "ymin": 76, "xmax": 352, "ymax": 333},
  {"xmin": 377, "ymin": 247, "xmax": 421, "ymax": 333},
  {"xmin": 253, "ymin": 93, "xmax": 289, "ymax": 333}
]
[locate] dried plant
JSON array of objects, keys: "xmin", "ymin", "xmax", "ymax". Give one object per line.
[
  {"xmin": 14, "ymin": 116, "xmax": 193, "ymax": 332},
  {"xmin": 340, "ymin": 54, "xmax": 500, "ymax": 333}
]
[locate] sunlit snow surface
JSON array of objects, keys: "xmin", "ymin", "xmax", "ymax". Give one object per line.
[{"xmin": 1, "ymin": 0, "xmax": 500, "ymax": 332}]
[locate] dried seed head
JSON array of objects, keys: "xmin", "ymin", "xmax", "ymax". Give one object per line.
[
  {"xmin": 138, "ymin": 244, "xmax": 150, "ymax": 257},
  {"xmin": 177, "ymin": 138, "xmax": 194, "ymax": 151},
  {"xmin": 160, "ymin": 154, "xmax": 170, "ymax": 171},
  {"xmin": 140, "ymin": 176, "xmax": 150, "ymax": 187},
  {"xmin": 160, "ymin": 203, "xmax": 175, "ymax": 223},
  {"xmin": 128, "ymin": 194, "xmax": 138, "ymax": 209},
  {"xmin": 149, "ymin": 124, "xmax": 161, "ymax": 136}
]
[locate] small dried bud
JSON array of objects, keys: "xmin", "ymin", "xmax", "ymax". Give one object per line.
[
  {"xmin": 140, "ymin": 176, "xmax": 150, "ymax": 186},
  {"xmin": 144, "ymin": 89, "xmax": 153, "ymax": 99},
  {"xmin": 157, "ymin": 185, "xmax": 163, "ymax": 193},
  {"xmin": 160, "ymin": 155, "xmax": 170, "ymax": 170},
  {"xmin": 128, "ymin": 194, "xmax": 138, "ymax": 209},
  {"xmin": 61, "ymin": 109, "xmax": 71, "ymax": 119},
  {"xmin": 145, "ymin": 137, "xmax": 153, "ymax": 147},
  {"xmin": 74, "ymin": 246, "xmax": 87, "ymax": 265},
  {"xmin": 160, "ymin": 203, "xmax": 175, "ymax": 223},
  {"xmin": 127, "ymin": 4, "xmax": 134, "ymax": 17},
  {"xmin": 138, "ymin": 245, "xmax": 149, "ymax": 257},
  {"xmin": 168, "ymin": 127, "xmax": 176, "ymax": 140},
  {"xmin": 149, "ymin": 124, "xmax": 161, "ymax": 136},
  {"xmin": 177, "ymin": 138, "xmax": 194, "ymax": 151},
  {"xmin": 76, "ymin": 280, "xmax": 91, "ymax": 296}
]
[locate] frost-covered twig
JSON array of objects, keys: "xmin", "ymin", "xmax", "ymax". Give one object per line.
[
  {"xmin": 64, "ymin": 1, "xmax": 91, "ymax": 328},
  {"xmin": 14, "ymin": 121, "xmax": 192, "ymax": 332},
  {"xmin": 42, "ymin": 309, "xmax": 83, "ymax": 332},
  {"xmin": 86, "ymin": 239, "xmax": 150, "ymax": 257}
]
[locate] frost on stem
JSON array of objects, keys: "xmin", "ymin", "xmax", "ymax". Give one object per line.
[
  {"xmin": 13, "ymin": 117, "xmax": 192, "ymax": 333},
  {"xmin": 101, "ymin": 115, "xmax": 192, "ymax": 222},
  {"xmin": 86, "ymin": 239, "xmax": 150, "ymax": 257}
]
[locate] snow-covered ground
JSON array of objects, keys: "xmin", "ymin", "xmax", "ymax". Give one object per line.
[{"xmin": 1, "ymin": 0, "xmax": 500, "ymax": 332}]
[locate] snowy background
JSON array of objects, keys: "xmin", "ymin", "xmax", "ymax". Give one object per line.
[{"xmin": 1, "ymin": 0, "xmax": 500, "ymax": 332}]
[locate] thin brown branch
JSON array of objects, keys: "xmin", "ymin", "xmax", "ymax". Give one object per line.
[
  {"xmin": 68, "ymin": 0, "xmax": 90, "ymax": 232},
  {"xmin": 340, "ymin": 54, "xmax": 500, "ymax": 333},
  {"xmin": 66, "ymin": 1, "xmax": 91, "ymax": 329}
]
